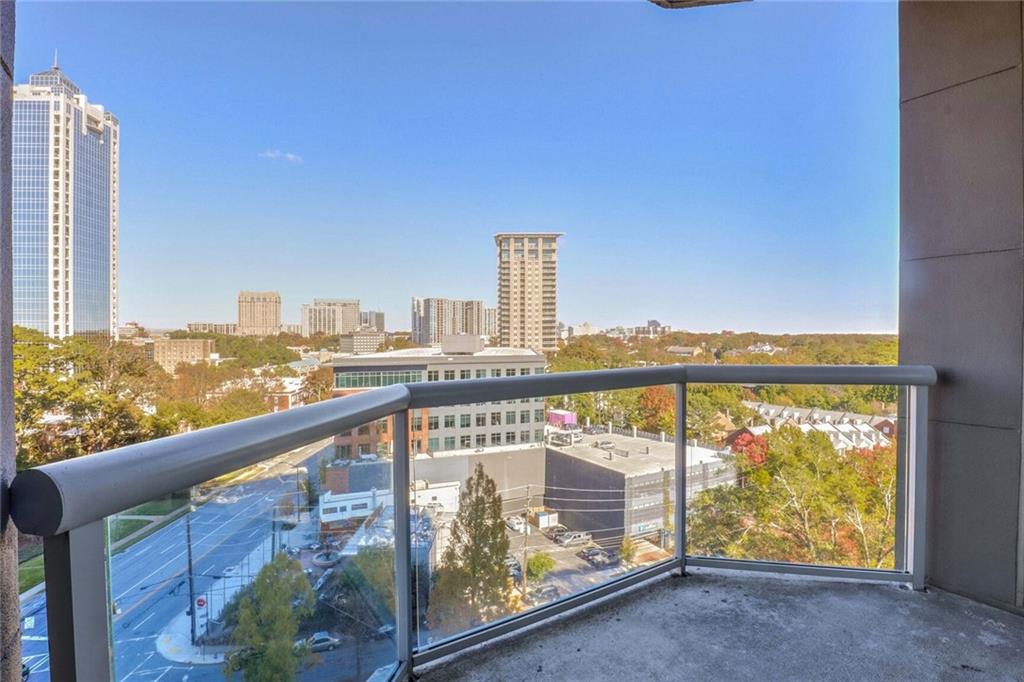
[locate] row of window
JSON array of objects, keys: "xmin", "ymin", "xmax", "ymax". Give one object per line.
[
  {"xmin": 335, "ymin": 370, "xmax": 424, "ymax": 389},
  {"xmin": 413, "ymin": 408, "xmax": 545, "ymax": 431},
  {"xmin": 425, "ymin": 429, "xmax": 545, "ymax": 452},
  {"xmin": 426, "ymin": 366, "xmax": 544, "ymax": 382}
]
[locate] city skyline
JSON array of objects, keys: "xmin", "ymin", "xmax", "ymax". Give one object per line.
[{"xmin": 15, "ymin": 1, "xmax": 899, "ymax": 335}]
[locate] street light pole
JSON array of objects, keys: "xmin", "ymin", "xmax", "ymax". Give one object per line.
[{"xmin": 186, "ymin": 504, "xmax": 197, "ymax": 646}]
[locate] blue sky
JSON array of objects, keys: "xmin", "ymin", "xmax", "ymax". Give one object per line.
[{"xmin": 15, "ymin": 1, "xmax": 899, "ymax": 334}]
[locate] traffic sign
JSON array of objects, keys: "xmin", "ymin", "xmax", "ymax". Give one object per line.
[{"xmin": 196, "ymin": 597, "xmax": 206, "ymax": 608}]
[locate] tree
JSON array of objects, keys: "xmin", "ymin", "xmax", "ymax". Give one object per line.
[
  {"xmin": 302, "ymin": 366, "xmax": 335, "ymax": 404},
  {"xmin": 689, "ymin": 428, "xmax": 899, "ymax": 569},
  {"xmin": 351, "ymin": 545, "xmax": 396, "ymax": 611},
  {"xmin": 428, "ymin": 463, "xmax": 510, "ymax": 634},
  {"xmin": 526, "ymin": 552, "xmax": 555, "ymax": 581},
  {"xmin": 225, "ymin": 553, "xmax": 315, "ymax": 681},
  {"xmin": 620, "ymin": 536, "xmax": 637, "ymax": 565},
  {"xmin": 638, "ymin": 386, "xmax": 675, "ymax": 435}
]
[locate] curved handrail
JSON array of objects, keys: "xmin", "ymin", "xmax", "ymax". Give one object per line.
[
  {"xmin": 11, "ymin": 383, "xmax": 412, "ymax": 536},
  {"xmin": 9, "ymin": 364, "xmax": 936, "ymax": 537}
]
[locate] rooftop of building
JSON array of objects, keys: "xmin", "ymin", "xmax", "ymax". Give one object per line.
[
  {"xmin": 332, "ymin": 345, "xmax": 544, "ymax": 365},
  {"xmin": 547, "ymin": 431, "xmax": 727, "ymax": 477}
]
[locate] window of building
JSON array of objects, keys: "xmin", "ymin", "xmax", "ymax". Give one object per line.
[
  {"xmin": 427, "ymin": 370, "xmax": 439, "ymax": 382},
  {"xmin": 491, "ymin": 369, "xmax": 501, "ymax": 378},
  {"xmin": 460, "ymin": 369, "xmax": 471, "ymax": 380},
  {"xmin": 412, "ymin": 415, "xmax": 423, "ymax": 431},
  {"xmin": 443, "ymin": 436, "xmax": 456, "ymax": 450},
  {"xmin": 520, "ymin": 368, "xmax": 531, "ymax": 375},
  {"xmin": 520, "ymin": 410, "xmax": 530, "ymax": 423},
  {"xmin": 506, "ymin": 431, "xmax": 517, "ymax": 444},
  {"xmin": 460, "ymin": 435, "xmax": 472, "ymax": 448},
  {"xmin": 505, "ymin": 368, "xmax": 516, "ymax": 377},
  {"xmin": 338, "ymin": 445, "xmax": 352, "ymax": 459},
  {"xmin": 444, "ymin": 369, "xmax": 455, "ymax": 381},
  {"xmin": 534, "ymin": 368, "xmax": 545, "ymax": 375},
  {"xmin": 428, "ymin": 437, "xmax": 439, "ymax": 452},
  {"xmin": 506, "ymin": 411, "xmax": 516, "ymax": 424},
  {"xmin": 476, "ymin": 369, "xmax": 487, "ymax": 379},
  {"xmin": 534, "ymin": 409, "xmax": 544, "ymax": 422},
  {"xmin": 535, "ymin": 429, "xmax": 544, "ymax": 442},
  {"xmin": 460, "ymin": 414, "xmax": 471, "ymax": 428},
  {"xmin": 444, "ymin": 415, "xmax": 455, "ymax": 428},
  {"xmin": 491, "ymin": 433, "xmax": 502, "ymax": 446},
  {"xmin": 352, "ymin": 503, "xmax": 369, "ymax": 511},
  {"xmin": 476, "ymin": 413, "xmax": 486, "ymax": 427},
  {"xmin": 428, "ymin": 416, "xmax": 439, "ymax": 430},
  {"xmin": 476, "ymin": 434, "xmax": 487, "ymax": 447},
  {"xmin": 491, "ymin": 412, "xmax": 501, "ymax": 426}
]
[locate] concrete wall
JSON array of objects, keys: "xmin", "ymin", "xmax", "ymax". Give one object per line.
[
  {"xmin": 0, "ymin": 2, "xmax": 16, "ymax": 676},
  {"xmin": 899, "ymin": 1, "xmax": 1024, "ymax": 612}
]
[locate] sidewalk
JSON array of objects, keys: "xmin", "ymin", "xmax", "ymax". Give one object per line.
[{"xmin": 156, "ymin": 610, "xmax": 228, "ymax": 665}]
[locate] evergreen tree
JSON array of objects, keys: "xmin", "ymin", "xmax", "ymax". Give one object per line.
[
  {"xmin": 428, "ymin": 463, "xmax": 510, "ymax": 633},
  {"xmin": 225, "ymin": 553, "xmax": 315, "ymax": 681}
]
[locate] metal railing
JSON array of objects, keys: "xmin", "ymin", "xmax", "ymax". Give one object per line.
[{"xmin": 8, "ymin": 364, "xmax": 937, "ymax": 681}]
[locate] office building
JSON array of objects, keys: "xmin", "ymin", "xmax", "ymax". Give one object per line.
[
  {"xmin": 495, "ymin": 232, "xmax": 563, "ymax": 352},
  {"xmin": 360, "ymin": 310, "xmax": 385, "ymax": 332},
  {"xmin": 411, "ymin": 297, "xmax": 487, "ymax": 345},
  {"xmin": 237, "ymin": 291, "xmax": 281, "ymax": 336},
  {"xmin": 331, "ymin": 335, "xmax": 546, "ymax": 458},
  {"xmin": 13, "ymin": 60, "xmax": 120, "ymax": 337},
  {"xmin": 301, "ymin": 298, "xmax": 359, "ymax": 337},
  {"xmin": 484, "ymin": 306, "xmax": 497, "ymax": 339},
  {"xmin": 338, "ymin": 328, "xmax": 386, "ymax": 355},
  {"xmin": 146, "ymin": 338, "xmax": 215, "ymax": 374}
]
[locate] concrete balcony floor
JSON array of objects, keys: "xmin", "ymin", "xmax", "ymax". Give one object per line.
[{"xmin": 420, "ymin": 567, "xmax": 1024, "ymax": 681}]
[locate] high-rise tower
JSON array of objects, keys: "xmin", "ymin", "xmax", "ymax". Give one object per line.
[{"xmin": 495, "ymin": 233, "xmax": 562, "ymax": 352}]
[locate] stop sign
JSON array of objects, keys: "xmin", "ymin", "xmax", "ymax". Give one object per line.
[{"xmin": 196, "ymin": 597, "xmax": 207, "ymax": 608}]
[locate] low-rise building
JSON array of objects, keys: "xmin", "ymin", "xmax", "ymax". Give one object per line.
[
  {"xmin": 331, "ymin": 335, "xmax": 546, "ymax": 458},
  {"xmin": 338, "ymin": 328, "xmax": 386, "ymax": 355},
  {"xmin": 147, "ymin": 338, "xmax": 216, "ymax": 374},
  {"xmin": 666, "ymin": 345, "xmax": 703, "ymax": 357},
  {"xmin": 186, "ymin": 322, "xmax": 238, "ymax": 335}
]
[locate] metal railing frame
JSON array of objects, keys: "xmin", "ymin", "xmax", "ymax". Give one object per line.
[{"xmin": 8, "ymin": 364, "xmax": 936, "ymax": 681}]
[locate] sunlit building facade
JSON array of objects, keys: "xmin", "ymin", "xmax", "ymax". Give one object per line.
[
  {"xmin": 13, "ymin": 61, "xmax": 119, "ymax": 337},
  {"xmin": 495, "ymin": 232, "xmax": 562, "ymax": 352}
]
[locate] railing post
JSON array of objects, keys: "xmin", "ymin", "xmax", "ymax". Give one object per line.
[
  {"xmin": 908, "ymin": 386, "xmax": 929, "ymax": 590},
  {"xmin": 392, "ymin": 410, "xmax": 414, "ymax": 670},
  {"xmin": 43, "ymin": 519, "xmax": 112, "ymax": 680},
  {"xmin": 674, "ymin": 382, "xmax": 687, "ymax": 574}
]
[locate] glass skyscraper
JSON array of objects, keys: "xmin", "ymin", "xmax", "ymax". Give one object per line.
[{"xmin": 13, "ymin": 60, "xmax": 119, "ymax": 338}]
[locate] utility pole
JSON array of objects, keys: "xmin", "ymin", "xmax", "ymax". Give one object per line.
[
  {"xmin": 521, "ymin": 484, "xmax": 531, "ymax": 597},
  {"xmin": 186, "ymin": 505, "xmax": 197, "ymax": 645}
]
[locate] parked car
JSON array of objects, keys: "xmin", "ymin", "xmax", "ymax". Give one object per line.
[
  {"xmin": 583, "ymin": 426, "xmax": 606, "ymax": 435},
  {"xmin": 313, "ymin": 568, "xmax": 335, "ymax": 592},
  {"xmin": 286, "ymin": 546, "xmax": 302, "ymax": 558},
  {"xmin": 372, "ymin": 624, "xmax": 396, "ymax": 640},
  {"xmin": 578, "ymin": 547, "xmax": 620, "ymax": 568},
  {"xmin": 222, "ymin": 565, "xmax": 239, "ymax": 577},
  {"xmin": 304, "ymin": 542, "xmax": 322, "ymax": 552},
  {"xmin": 505, "ymin": 515, "xmax": 526, "ymax": 533},
  {"xmin": 557, "ymin": 531, "xmax": 593, "ymax": 547},
  {"xmin": 525, "ymin": 584, "xmax": 561, "ymax": 606},
  {"xmin": 296, "ymin": 631, "xmax": 342, "ymax": 653},
  {"xmin": 543, "ymin": 524, "xmax": 569, "ymax": 541}
]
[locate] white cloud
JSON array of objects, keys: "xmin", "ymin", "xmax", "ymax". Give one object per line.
[{"xmin": 258, "ymin": 149, "xmax": 304, "ymax": 164}]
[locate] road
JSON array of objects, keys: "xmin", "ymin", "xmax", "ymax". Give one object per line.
[{"xmin": 20, "ymin": 439, "xmax": 396, "ymax": 682}]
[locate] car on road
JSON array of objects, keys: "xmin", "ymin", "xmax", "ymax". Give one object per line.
[
  {"xmin": 504, "ymin": 555, "xmax": 523, "ymax": 583},
  {"xmin": 286, "ymin": 546, "xmax": 302, "ymax": 558},
  {"xmin": 505, "ymin": 516, "xmax": 526, "ymax": 533},
  {"xmin": 557, "ymin": 531, "xmax": 593, "ymax": 547},
  {"xmin": 222, "ymin": 566, "xmax": 239, "ymax": 577},
  {"xmin": 582, "ymin": 426, "xmax": 606, "ymax": 435},
  {"xmin": 296, "ymin": 631, "xmax": 342, "ymax": 653},
  {"xmin": 304, "ymin": 542, "xmax": 322, "ymax": 552},
  {"xmin": 543, "ymin": 524, "xmax": 569, "ymax": 541},
  {"xmin": 525, "ymin": 584, "xmax": 561, "ymax": 606}
]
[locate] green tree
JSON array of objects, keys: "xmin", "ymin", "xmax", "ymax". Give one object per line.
[
  {"xmin": 620, "ymin": 536, "xmax": 637, "ymax": 565},
  {"xmin": 225, "ymin": 553, "xmax": 315, "ymax": 681},
  {"xmin": 428, "ymin": 463, "xmax": 510, "ymax": 633},
  {"xmin": 526, "ymin": 552, "xmax": 555, "ymax": 581},
  {"xmin": 302, "ymin": 366, "xmax": 335, "ymax": 404},
  {"xmin": 689, "ymin": 428, "xmax": 898, "ymax": 568},
  {"xmin": 351, "ymin": 545, "xmax": 396, "ymax": 611}
]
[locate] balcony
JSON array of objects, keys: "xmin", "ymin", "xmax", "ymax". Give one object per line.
[{"xmin": 7, "ymin": 363, "xmax": 962, "ymax": 681}]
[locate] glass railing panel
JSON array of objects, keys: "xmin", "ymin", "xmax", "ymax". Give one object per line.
[
  {"xmin": 411, "ymin": 386, "xmax": 679, "ymax": 648},
  {"xmin": 686, "ymin": 383, "xmax": 906, "ymax": 571},
  {"xmin": 103, "ymin": 424, "xmax": 399, "ymax": 682}
]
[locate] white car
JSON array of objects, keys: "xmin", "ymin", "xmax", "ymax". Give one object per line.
[
  {"xmin": 505, "ymin": 516, "xmax": 526, "ymax": 533},
  {"xmin": 222, "ymin": 566, "xmax": 239, "ymax": 577}
]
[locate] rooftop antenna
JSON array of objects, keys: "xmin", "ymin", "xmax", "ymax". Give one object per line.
[{"xmin": 52, "ymin": 49, "xmax": 59, "ymax": 70}]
